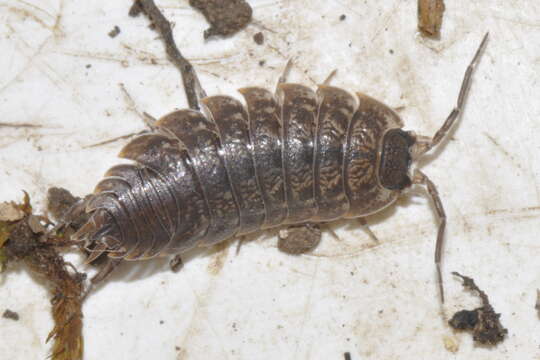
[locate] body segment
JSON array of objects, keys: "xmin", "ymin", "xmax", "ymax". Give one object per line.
[{"xmin": 74, "ymin": 84, "xmax": 402, "ymax": 261}]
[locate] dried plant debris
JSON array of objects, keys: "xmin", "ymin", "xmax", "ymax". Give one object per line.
[
  {"xmin": 0, "ymin": 193, "xmax": 85, "ymax": 360},
  {"xmin": 189, "ymin": 0, "xmax": 253, "ymax": 39},
  {"xmin": 418, "ymin": 0, "xmax": 445, "ymax": 38},
  {"xmin": 449, "ymin": 272, "xmax": 507, "ymax": 346},
  {"xmin": 2, "ymin": 309, "xmax": 20, "ymax": 321}
]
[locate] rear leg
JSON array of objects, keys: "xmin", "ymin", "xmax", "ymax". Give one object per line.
[
  {"xmin": 357, "ymin": 217, "xmax": 379, "ymax": 243},
  {"xmin": 278, "ymin": 223, "xmax": 321, "ymax": 255}
]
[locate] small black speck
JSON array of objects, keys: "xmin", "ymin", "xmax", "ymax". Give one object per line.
[
  {"xmin": 389, "ymin": 49, "xmax": 394, "ymax": 54},
  {"xmin": 108, "ymin": 25, "xmax": 121, "ymax": 38},
  {"xmin": 175, "ymin": 346, "xmax": 181, "ymax": 351},
  {"xmin": 86, "ymin": 64, "xmax": 92, "ymax": 69},
  {"xmin": 340, "ymin": 14, "xmax": 346, "ymax": 21},
  {"xmin": 159, "ymin": 320, "xmax": 164, "ymax": 325}
]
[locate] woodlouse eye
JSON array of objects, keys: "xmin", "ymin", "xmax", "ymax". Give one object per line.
[{"xmin": 379, "ymin": 129, "xmax": 415, "ymax": 190}]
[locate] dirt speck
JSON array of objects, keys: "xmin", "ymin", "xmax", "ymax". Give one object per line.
[
  {"xmin": 253, "ymin": 32, "xmax": 264, "ymax": 45},
  {"xmin": 189, "ymin": 0, "xmax": 252, "ymax": 39},
  {"xmin": 344, "ymin": 352, "xmax": 351, "ymax": 360},
  {"xmin": 443, "ymin": 335, "xmax": 459, "ymax": 353},
  {"xmin": 2, "ymin": 309, "xmax": 20, "ymax": 321},
  {"xmin": 449, "ymin": 272, "xmax": 507, "ymax": 346},
  {"xmin": 108, "ymin": 25, "xmax": 121, "ymax": 38},
  {"xmin": 339, "ymin": 14, "xmax": 346, "ymax": 21}
]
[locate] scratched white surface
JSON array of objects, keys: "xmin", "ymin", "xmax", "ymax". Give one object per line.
[{"xmin": 1, "ymin": 1, "xmax": 539, "ymax": 359}]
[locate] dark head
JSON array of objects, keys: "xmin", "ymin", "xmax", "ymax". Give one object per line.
[{"xmin": 378, "ymin": 128, "xmax": 416, "ymax": 190}]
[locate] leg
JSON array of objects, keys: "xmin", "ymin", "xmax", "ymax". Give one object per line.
[
  {"xmin": 412, "ymin": 169, "xmax": 446, "ymax": 303},
  {"xmin": 412, "ymin": 33, "xmax": 489, "ymax": 158},
  {"xmin": 357, "ymin": 217, "xmax": 379, "ymax": 243},
  {"xmin": 322, "ymin": 69, "xmax": 337, "ymax": 86},
  {"xmin": 275, "ymin": 58, "xmax": 293, "ymax": 95},
  {"xmin": 321, "ymin": 223, "xmax": 340, "ymax": 241},
  {"xmin": 278, "ymin": 223, "xmax": 321, "ymax": 255},
  {"xmin": 119, "ymin": 83, "xmax": 157, "ymax": 129},
  {"xmin": 235, "ymin": 236, "xmax": 246, "ymax": 255},
  {"xmin": 90, "ymin": 258, "xmax": 122, "ymax": 285}
]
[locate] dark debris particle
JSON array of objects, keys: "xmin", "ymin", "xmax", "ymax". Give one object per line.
[
  {"xmin": 449, "ymin": 272, "xmax": 508, "ymax": 346},
  {"xmin": 108, "ymin": 25, "xmax": 121, "ymax": 38},
  {"xmin": 258, "ymin": 60, "xmax": 265, "ymax": 67},
  {"xmin": 3, "ymin": 309, "xmax": 20, "ymax": 321},
  {"xmin": 344, "ymin": 352, "xmax": 351, "ymax": 360},
  {"xmin": 340, "ymin": 14, "xmax": 346, "ymax": 21},
  {"xmin": 253, "ymin": 32, "xmax": 264, "ymax": 45},
  {"xmin": 189, "ymin": 0, "xmax": 253, "ymax": 39}
]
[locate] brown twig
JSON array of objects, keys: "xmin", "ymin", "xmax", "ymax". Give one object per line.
[{"xmin": 130, "ymin": 0, "xmax": 204, "ymax": 110}]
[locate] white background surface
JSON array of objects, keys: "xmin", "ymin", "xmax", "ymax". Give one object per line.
[{"xmin": 1, "ymin": 1, "xmax": 539, "ymax": 359}]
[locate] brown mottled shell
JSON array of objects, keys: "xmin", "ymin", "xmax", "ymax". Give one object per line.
[{"xmin": 74, "ymin": 84, "xmax": 404, "ymax": 260}]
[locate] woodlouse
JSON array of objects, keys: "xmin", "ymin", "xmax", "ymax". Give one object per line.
[{"xmin": 71, "ymin": 34, "xmax": 488, "ymax": 302}]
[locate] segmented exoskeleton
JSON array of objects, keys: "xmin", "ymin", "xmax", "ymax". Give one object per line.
[{"xmin": 74, "ymin": 34, "xmax": 488, "ymax": 300}]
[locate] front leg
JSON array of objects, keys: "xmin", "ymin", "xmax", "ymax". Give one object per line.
[{"xmin": 278, "ymin": 223, "xmax": 321, "ymax": 255}]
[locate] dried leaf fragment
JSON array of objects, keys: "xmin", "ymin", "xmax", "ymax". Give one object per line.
[
  {"xmin": 0, "ymin": 202, "xmax": 25, "ymax": 222},
  {"xmin": 418, "ymin": 0, "xmax": 445, "ymax": 38}
]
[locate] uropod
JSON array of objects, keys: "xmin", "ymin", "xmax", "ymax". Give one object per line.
[{"xmin": 71, "ymin": 33, "xmax": 489, "ymax": 304}]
